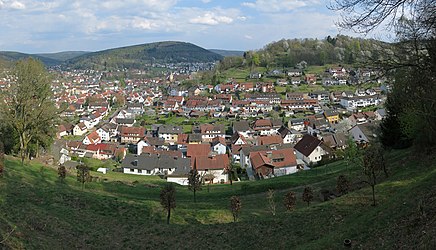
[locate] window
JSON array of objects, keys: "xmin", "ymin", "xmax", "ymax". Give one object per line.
[
  {"xmin": 147, "ymin": 170, "xmax": 151, "ymax": 174},
  {"xmin": 138, "ymin": 170, "xmax": 142, "ymax": 173},
  {"xmin": 130, "ymin": 169, "xmax": 134, "ymax": 172}
]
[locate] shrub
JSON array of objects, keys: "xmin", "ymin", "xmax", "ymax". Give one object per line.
[
  {"xmin": 302, "ymin": 186, "xmax": 314, "ymax": 207},
  {"xmin": 284, "ymin": 191, "xmax": 297, "ymax": 211},
  {"xmin": 230, "ymin": 196, "xmax": 242, "ymax": 222}
]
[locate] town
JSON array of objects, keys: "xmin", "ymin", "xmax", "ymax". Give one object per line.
[{"xmin": 1, "ymin": 64, "xmax": 388, "ymax": 185}]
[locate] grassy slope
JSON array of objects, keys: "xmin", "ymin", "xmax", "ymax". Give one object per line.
[{"xmin": 0, "ymin": 149, "xmax": 435, "ymax": 249}]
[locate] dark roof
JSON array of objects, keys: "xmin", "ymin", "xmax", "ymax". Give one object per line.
[
  {"xmin": 240, "ymin": 144, "xmax": 292, "ymax": 156},
  {"xmin": 294, "ymin": 134, "xmax": 322, "ymax": 157},
  {"xmin": 188, "ymin": 134, "xmax": 202, "ymax": 143},
  {"xmin": 158, "ymin": 125, "xmax": 183, "ymax": 134},
  {"xmin": 278, "ymin": 126, "xmax": 291, "ymax": 138},
  {"xmin": 290, "ymin": 118, "xmax": 305, "ymax": 125},
  {"xmin": 121, "ymin": 154, "xmax": 190, "ymax": 171},
  {"xmin": 116, "ymin": 118, "xmax": 135, "ymax": 124},
  {"xmin": 324, "ymin": 109, "xmax": 338, "ymax": 117},
  {"xmin": 271, "ymin": 119, "xmax": 283, "ymax": 127},
  {"xmin": 144, "ymin": 137, "xmax": 165, "ymax": 146},
  {"xmin": 233, "ymin": 121, "xmax": 251, "ymax": 132}
]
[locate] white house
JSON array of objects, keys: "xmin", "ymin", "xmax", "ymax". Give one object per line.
[
  {"xmin": 96, "ymin": 127, "xmax": 111, "ymax": 142},
  {"xmin": 294, "ymin": 134, "xmax": 329, "ymax": 165},
  {"xmin": 73, "ymin": 122, "xmax": 88, "ymax": 136},
  {"xmin": 349, "ymin": 123, "xmax": 379, "ymax": 144},
  {"xmin": 82, "ymin": 131, "xmax": 102, "ymax": 145},
  {"xmin": 193, "ymin": 154, "xmax": 229, "ymax": 184},
  {"xmin": 211, "ymin": 138, "xmax": 227, "ymax": 155}
]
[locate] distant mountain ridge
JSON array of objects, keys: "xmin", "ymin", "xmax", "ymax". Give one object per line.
[
  {"xmin": 0, "ymin": 51, "xmax": 62, "ymax": 66},
  {"xmin": 0, "ymin": 41, "xmax": 224, "ymax": 69},
  {"xmin": 36, "ymin": 51, "xmax": 90, "ymax": 62},
  {"xmin": 65, "ymin": 41, "xmax": 224, "ymax": 70},
  {"xmin": 209, "ymin": 49, "xmax": 244, "ymax": 57}
]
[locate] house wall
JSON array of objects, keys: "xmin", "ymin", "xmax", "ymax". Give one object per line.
[
  {"xmin": 274, "ymin": 166, "xmax": 298, "ymax": 176},
  {"xmin": 198, "ymin": 169, "xmax": 228, "ymax": 184},
  {"xmin": 121, "ymin": 136, "xmax": 141, "ymax": 144},
  {"xmin": 159, "ymin": 133, "xmax": 178, "ymax": 144},
  {"xmin": 73, "ymin": 126, "xmax": 87, "ymax": 136},
  {"xmin": 167, "ymin": 177, "xmax": 189, "ymax": 186},
  {"xmin": 283, "ymin": 134, "xmax": 294, "ymax": 144},
  {"xmin": 123, "ymin": 168, "xmax": 155, "ymax": 175},
  {"xmin": 349, "ymin": 127, "xmax": 369, "ymax": 143},
  {"xmin": 137, "ymin": 141, "xmax": 149, "ymax": 155},
  {"xmin": 213, "ymin": 144, "xmax": 227, "ymax": 155},
  {"xmin": 308, "ymin": 147, "xmax": 326, "ymax": 164},
  {"xmin": 97, "ymin": 129, "xmax": 110, "ymax": 141}
]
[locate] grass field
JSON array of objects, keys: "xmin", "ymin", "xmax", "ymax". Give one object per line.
[{"xmin": 0, "ymin": 149, "xmax": 435, "ymax": 249}]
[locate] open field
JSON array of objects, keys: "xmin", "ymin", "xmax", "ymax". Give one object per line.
[{"xmin": 0, "ymin": 149, "xmax": 435, "ymax": 249}]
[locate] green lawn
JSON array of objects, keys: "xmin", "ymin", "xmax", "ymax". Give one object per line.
[{"xmin": 0, "ymin": 149, "xmax": 435, "ymax": 249}]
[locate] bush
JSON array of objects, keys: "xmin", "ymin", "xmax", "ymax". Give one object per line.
[
  {"xmin": 230, "ymin": 196, "xmax": 242, "ymax": 222},
  {"xmin": 284, "ymin": 191, "xmax": 297, "ymax": 211}
]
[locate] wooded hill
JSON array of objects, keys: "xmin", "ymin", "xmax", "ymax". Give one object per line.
[
  {"xmin": 218, "ymin": 35, "xmax": 392, "ymax": 70},
  {"xmin": 65, "ymin": 41, "xmax": 223, "ymax": 70},
  {"xmin": 0, "ymin": 51, "xmax": 62, "ymax": 67}
]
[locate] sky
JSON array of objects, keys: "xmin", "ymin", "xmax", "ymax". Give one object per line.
[{"xmin": 0, "ymin": 0, "xmax": 377, "ymax": 53}]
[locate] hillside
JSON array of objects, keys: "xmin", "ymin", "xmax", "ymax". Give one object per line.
[
  {"xmin": 218, "ymin": 35, "xmax": 393, "ymax": 71},
  {"xmin": 0, "ymin": 51, "xmax": 62, "ymax": 66},
  {"xmin": 36, "ymin": 51, "xmax": 90, "ymax": 62},
  {"xmin": 209, "ymin": 49, "xmax": 244, "ymax": 57},
  {"xmin": 65, "ymin": 41, "xmax": 223, "ymax": 70},
  {"xmin": 0, "ymin": 149, "xmax": 435, "ymax": 249}
]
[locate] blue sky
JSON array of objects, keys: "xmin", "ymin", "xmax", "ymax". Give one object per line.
[{"xmin": 0, "ymin": 0, "xmax": 376, "ymax": 53}]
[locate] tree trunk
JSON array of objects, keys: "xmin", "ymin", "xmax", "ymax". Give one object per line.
[
  {"xmin": 307, "ymin": 201, "xmax": 310, "ymax": 207},
  {"xmin": 167, "ymin": 202, "xmax": 171, "ymax": 225},
  {"xmin": 36, "ymin": 140, "xmax": 39, "ymax": 158},
  {"xmin": 194, "ymin": 189, "xmax": 196, "ymax": 203},
  {"xmin": 372, "ymin": 171, "xmax": 377, "ymax": 206},
  {"xmin": 19, "ymin": 135, "xmax": 25, "ymax": 166},
  {"xmin": 371, "ymin": 185, "xmax": 376, "ymax": 206}
]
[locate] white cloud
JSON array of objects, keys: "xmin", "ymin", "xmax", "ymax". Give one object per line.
[
  {"xmin": 201, "ymin": 0, "xmax": 211, "ymax": 3},
  {"xmin": 242, "ymin": 0, "xmax": 319, "ymax": 12},
  {"xmin": 190, "ymin": 12, "xmax": 233, "ymax": 25},
  {"xmin": 244, "ymin": 35, "xmax": 253, "ymax": 39},
  {"xmin": 0, "ymin": 0, "xmax": 26, "ymax": 10},
  {"xmin": 131, "ymin": 17, "xmax": 157, "ymax": 30}
]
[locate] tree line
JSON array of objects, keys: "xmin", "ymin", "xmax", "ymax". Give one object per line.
[{"xmin": 217, "ymin": 35, "xmax": 390, "ymax": 71}]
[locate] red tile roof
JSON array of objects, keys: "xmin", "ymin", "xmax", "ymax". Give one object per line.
[
  {"xmin": 120, "ymin": 127, "xmax": 146, "ymax": 138},
  {"xmin": 258, "ymin": 135, "xmax": 283, "ymax": 146},
  {"xmin": 193, "ymin": 154, "xmax": 229, "ymax": 170},
  {"xmin": 187, "ymin": 144, "xmax": 211, "ymax": 158}
]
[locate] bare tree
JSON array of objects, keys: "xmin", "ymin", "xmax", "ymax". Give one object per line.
[
  {"xmin": 230, "ymin": 196, "xmax": 242, "ymax": 222},
  {"xmin": 76, "ymin": 164, "xmax": 91, "ymax": 190},
  {"xmin": 336, "ymin": 175, "xmax": 351, "ymax": 195},
  {"xmin": 302, "ymin": 186, "xmax": 314, "ymax": 207},
  {"xmin": 188, "ymin": 169, "xmax": 202, "ymax": 202},
  {"xmin": 284, "ymin": 191, "xmax": 297, "ymax": 211},
  {"xmin": 160, "ymin": 183, "xmax": 176, "ymax": 225},
  {"xmin": 0, "ymin": 141, "xmax": 4, "ymax": 177},
  {"xmin": 227, "ymin": 162, "xmax": 238, "ymax": 185},
  {"xmin": 58, "ymin": 165, "xmax": 66, "ymax": 182},
  {"xmin": 267, "ymin": 189, "xmax": 276, "ymax": 216},
  {"xmin": 362, "ymin": 144, "xmax": 384, "ymax": 206},
  {"xmin": 329, "ymin": 0, "xmax": 422, "ymax": 33}
]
